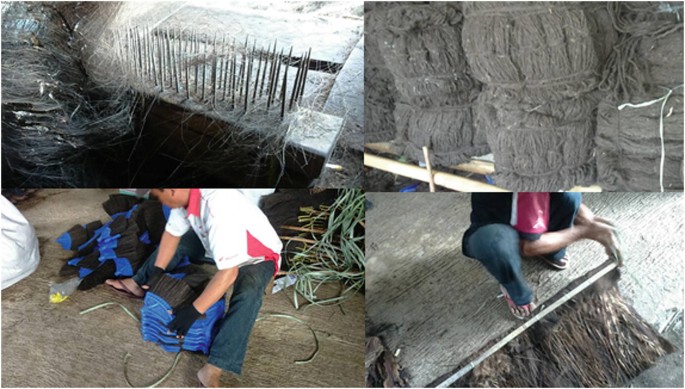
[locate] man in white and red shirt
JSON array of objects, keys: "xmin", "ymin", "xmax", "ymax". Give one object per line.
[{"xmin": 106, "ymin": 189, "xmax": 282, "ymax": 387}]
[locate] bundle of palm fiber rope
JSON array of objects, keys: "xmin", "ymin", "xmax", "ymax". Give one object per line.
[
  {"xmin": 456, "ymin": 268, "xmax": 673, "ymax": 387},
  {"xmin": 373, "ymin": 2, "xmax": 489, "ymax": 166},
  {"xmin": 462, "ymin": 2, "xmax": 603, "ymax": 190},
  {"xmin": 364, "ymin": 3, "xmax": 399, "ymax": 143},
  {"xmin": 596, "ymin": 2, "xmax": 684, "ymax": 191}
]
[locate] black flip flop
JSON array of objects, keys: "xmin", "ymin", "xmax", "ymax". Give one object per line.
[{"xmin": 539, "ymin": 254, "xmax": 569, "ymax": 270}]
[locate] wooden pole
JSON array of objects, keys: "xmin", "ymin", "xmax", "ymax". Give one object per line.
[{"xmin": 364, "ymin": 154, "xmax": 508, "ymax": 192}]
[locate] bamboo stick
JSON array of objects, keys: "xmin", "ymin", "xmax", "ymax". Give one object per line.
[{"xmin": 364, "ymin": 154, "xmax": 508, "ymax": 192}]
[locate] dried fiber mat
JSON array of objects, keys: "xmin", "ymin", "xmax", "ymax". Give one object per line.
[
  {"xmin": 463, "ymin": 2, "xmax": 608, "ymax": 190},
  {"xmin": 364, "ymin": 3, "xmax": 399, "ymax": 144},
  {"xmin": 596, "ymin": 2, "xmax": 684, "ymax": 191},
  {"xmin": 373, "ymin": 3, "xmax": 488, "ymax": 166},
  {"xmin": 456, "ymin": 266, "xmax": 674, "ymax": 387}
]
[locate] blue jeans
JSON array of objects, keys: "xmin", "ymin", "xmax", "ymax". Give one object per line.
[
  {"xmin": 463, "ymin": 193, "xmax": 581, "ymax": 305},
  {"xmin": 134, "ymin": 231, "xmax": 274, "ymax": 374}
]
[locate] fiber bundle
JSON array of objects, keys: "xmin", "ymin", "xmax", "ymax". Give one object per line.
[
  {"xmin": 365, "ymin": 3, "xmax": 399, "ymax": 143},
  {"xmin": 596, "ymin": 93, "xmax": 683, "ymax": 191},
  {"xmin": 141, "ymin": 274, "xmax": 224, "ymax": 354},
  {"xmin": 463, "ymin": 1, "xmax": 601, "ymax": 190},
  {"xmin": 57, "ymin": 196, "xmax": 170, "ymax": 290},
  {"xmin": 595, "ymin": 2, "xmax": 683, "ymax": 191},
  {"xmin": 1, "ymin": 2, "xmax": 138, "ymax": 187},
  {"xmin": 458, "ymin": 269, "xmax": 673, "ymax": 387},
  {"xmin": 375, "ymin": 2, "xmax": 488, "ymax": 166}
]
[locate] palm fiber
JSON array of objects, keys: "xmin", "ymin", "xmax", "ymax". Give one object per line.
[
  {"xmin": 596, "ymin": 92, "xmax": 684, "ymax": 191},
  {"xmin": 456, "ymin": 268, "xmax": 673, "ymax": 387},
  {"xmin": 374, "ymin": 2, "xmax": 488, "ymax": 166},
  {"xmin": 461, "ymin": 1, "xmax": 603, "ymax": 190},
  {"xmin": 364, "ymin": 3, "xmax": 399, "ymax": 143},
  {"xmin": 475, "ymin": 88, "xmax": 597, "ymax": 191}
]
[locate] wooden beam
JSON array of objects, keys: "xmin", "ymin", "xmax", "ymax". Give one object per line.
[
  {"xmin": 365, "ymin": 142, "xmax": 496, "ymax": 175},
  {"xmin": 364, "ymin": 153, "xmax": 509, "ymax": 192}
]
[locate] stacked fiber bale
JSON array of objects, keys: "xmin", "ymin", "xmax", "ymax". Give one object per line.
[
  {"xmin": 365, "ymin": 3, "xmax": 399, "ymax": 143},
  {"xmin": 463, "ymin": 2, "xmax": 601, "ymax": 190},
  {"xmin": 375, "ymin": 2, "xmax": 488, "ymax": 166},
  {"xmin": 57, "ymin": 194, "xmax": 170, "ymax": 290},
  {"xmin": 141, "ymin": 273, "xmax": 225, "ymax": 354},
  {"xmin": 596, "ymin": 2, "xmax": 684, "ymax": 191}
]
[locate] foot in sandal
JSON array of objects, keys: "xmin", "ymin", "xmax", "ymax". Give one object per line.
[
  {"xmin": 500, "ymin": 284, "xmax": 537, "ymax": 320},
  {"xmin": 105, "ymin": 278, "xmax": 145, "ymax": 298}
]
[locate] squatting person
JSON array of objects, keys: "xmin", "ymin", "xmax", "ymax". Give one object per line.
[
  {"xmin": 462, "ymin": 193, "xmax": 621, "ymax": 319},
  {"xmin": 106, "ymin": 189, "xmax": 282, "ymax": 387}
]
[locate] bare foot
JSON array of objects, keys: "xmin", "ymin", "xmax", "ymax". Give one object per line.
[
  {"xmin": 104, "ymin": 278, "xmax": 145, "ymax": 298},
  {"xmin": 197, "ymin": 363, "xmax": 222, "ymax": 388}
]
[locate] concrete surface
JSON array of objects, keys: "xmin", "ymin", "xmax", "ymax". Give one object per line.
[
  {"xmin": 365, "ymin": 192, "xmax": 683, "ymax": 387},
  {"xmin": 1, "ymin": 189, "xmax": 364, "ymax": 387}
]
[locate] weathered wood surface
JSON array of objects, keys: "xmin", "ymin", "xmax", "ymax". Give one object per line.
[
  {"xmin": 366, "ymin": 192, "xmax": 683, "ymax": 387},
  {"xmin": 1, "ymin": 189, "xmax": 364, "ymax": 387},
  {"xmin": 156, "ymin": 4, "xmax": 363, "ymax": 65}
]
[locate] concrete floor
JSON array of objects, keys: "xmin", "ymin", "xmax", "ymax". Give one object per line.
[
  {"xmin": 366, "ymin": 192, "xmax": 683, "ymax": 387},
  {"xmin": 1, "ymin": 189, "xmax": 364, "ymax": 387}
]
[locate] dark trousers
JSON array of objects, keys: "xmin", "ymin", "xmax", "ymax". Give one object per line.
[
  {"xmin": 463, "ymin": 193, "xmax": 581, "ymax": 305},
  {"xmin": 134, "ymin": 231, "xmax": 274, "ymax": 374}
]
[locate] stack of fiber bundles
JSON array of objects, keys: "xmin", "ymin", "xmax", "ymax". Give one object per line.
[
  {"xmin": 375, "ymin": 2, "xmax": 488, "ymax": 166},
  {"xmin": 141, "ymin": 274, "xmax": 225, "ymax": 354},
  {"xmin": 58, "ymin": 194, "xmax": 170, "ymax": 290},
  {"xmin": 463, "ymin": 2, "xmax": 601, "ymax": 190},
  {"xmin": 596, "ymin": 2, "xmax": 684, "ymax": 191},
  {"xmin": 364, "ymin": 2, "xmax": 399, "ymax": 143}
]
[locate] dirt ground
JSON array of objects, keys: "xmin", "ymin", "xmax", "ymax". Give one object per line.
[
  {"xmin": 1, "ymin": 190, "xmax": 364, "ymax": 387},
  {"xmin": 366, "ymin": 192, "xmax": 683, "ymax": 387}
]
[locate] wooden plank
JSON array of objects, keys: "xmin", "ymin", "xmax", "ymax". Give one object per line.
[
  {"xmin": 365, "ymin": 192, "xmax": 683, "ymax": 387},
  {"xmin": 364, "ymin": 153, "xmax": 508, "ymax": 192}
]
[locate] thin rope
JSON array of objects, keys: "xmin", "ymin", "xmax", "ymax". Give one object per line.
[
  {"xmin": 124, "ymin": 351, "xmax": 183, "ymax": 388},
  {"xmin": 256, "ymin": 313, "xmax": 319, "ymax": 364},
  {"xmin": 80, "ymin": 301, "xmax": 140, "ymax": 322},
  {"xmin": 618, "ymin": 85, "xmax": 683, "ymax": 192}
]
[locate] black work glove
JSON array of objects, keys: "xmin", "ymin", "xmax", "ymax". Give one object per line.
[
  {"xmin": 168, "ymin": 304, "xmax": 202, "ymax": 337},
  {"xmin": 143, "ymin": 265, "xmax": 165, "ymax": 290}
]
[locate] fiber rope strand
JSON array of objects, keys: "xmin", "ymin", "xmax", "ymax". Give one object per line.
[
  {"xmin": 256, "ymin": 313, "xmax": 319, "ymax": 364},
  {"xmin": 124, "ymin": 351, "xmax": 182, "ymax": 388},
  {"xmin": 617, "ymin": 85, "xmax": 683, "ymax": 192}
]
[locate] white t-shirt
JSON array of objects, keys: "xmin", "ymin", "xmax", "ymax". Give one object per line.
[{"xmin": 165, "ymin": 189, "xmax": 282, "ymax": 272}]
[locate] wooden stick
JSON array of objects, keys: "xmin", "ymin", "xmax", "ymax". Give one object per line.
[
  {"xmin": 364, "ymin": 154, "xmax": 508, "ymax": 192},
  {"xmin": 422, "ymin": 146, "xmax": 436, "ymax": 193},
  {"xmin": 435, "ymin": 261, "xmax": 618, "ymax": 388}
]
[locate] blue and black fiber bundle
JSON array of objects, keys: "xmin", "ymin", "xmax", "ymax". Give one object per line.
[
  {"xmin": 141, "ymin": 271, "xmax": 225, "ymax": 354},
  {"xmin": 57, "ymin": 194, "xmax": 171, "ymax": 290}
]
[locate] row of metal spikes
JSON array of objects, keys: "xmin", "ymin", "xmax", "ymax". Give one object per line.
[{"xmin": 115, "ymin": 26, "xmax": 312, "ymax": 119}]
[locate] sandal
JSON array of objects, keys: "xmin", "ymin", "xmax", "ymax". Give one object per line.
[
  {"xmin": 538, "ymin": 254, "xmax": 569, "ymax": 270},
  {"xmin": 499, "ymin": 285, "xmax": 536, "ymax": 320}
]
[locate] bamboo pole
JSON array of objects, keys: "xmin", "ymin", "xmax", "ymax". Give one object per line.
[
  {"xmin": 364, "ymin": 154, "xmax": 508, "ymax": 192},
  {"xmin": 422, "ymin": 146, "xmax": 436, "ymax": 192}
]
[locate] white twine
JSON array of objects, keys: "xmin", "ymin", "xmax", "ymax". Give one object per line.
[{"xmin": 618, "ymin": 85, "xmax": 683, "ymax": 192}]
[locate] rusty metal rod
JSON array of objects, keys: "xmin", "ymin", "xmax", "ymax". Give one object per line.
[
  {"xmin": 300, "ymin": 47, "xmax": 311, "ymax": 99},
  {"xmin": 280, "ymin": 46, "xmax": 292, "ymax": 119}
]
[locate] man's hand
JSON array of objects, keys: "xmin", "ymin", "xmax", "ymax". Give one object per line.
[
  {"xmin": 142, "ymin": 266, "xmax": 165, "ymax": 290},
  {"xmin": 168, "ymin": 304, "xmax": 202, "ymax": 338}
]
